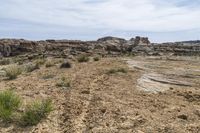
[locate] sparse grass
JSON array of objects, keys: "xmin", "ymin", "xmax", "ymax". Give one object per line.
[
  {"xmin": 56, "ymin": 77, "xmax": 70, "ymax": 88},
  {"xmin": 0, "ymin": 58, "xmax": 11, "ymax": 65},
  {"xmin": 45, "ymin": 60, "xmax": 55, "ymax": 68},
  {"xmin": 42, "ymin": 73, "xmax": 55, "ymax": 79},
  {"xmin": 77, "ymin": 55, "xmax": 89, "ymax": 63},
  {"xmin": 107, "ymin": 68, "xmax": 128, "ymax": 74},
  {"xmin": 0, "ymin": 90, "xmax": 21, "ymax": 122},
  {"xmin": 5, "ymin": 65, "xmax": 22, "ymax": 79},
  {"xmin": 60, "ymin": 61, "xmax": 71, "ymax": 68},
  {"xmin": 24, "ymin": 63, "xmax": 39, "ymax": 72},
  {"xmin": 93, "ymin": 57, "xmax": 100, "ymax": 61},
  {"xmin": 21, "ymin": 99, "xmax": 53, "ymax": 126}
]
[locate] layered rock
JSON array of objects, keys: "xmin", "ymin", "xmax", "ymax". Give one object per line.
[
  {"xmin": 0, "ymin": 36, "xmax": 199, "ymax": 57},
  {"xmin": 0, "ymin": 39, "xmax": 39, "ymax": 57},
  {"xmin": 97, "ymin": 36, "xmax": 128, "ymax": 52}
]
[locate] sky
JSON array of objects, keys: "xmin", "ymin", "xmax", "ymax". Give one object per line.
[{"xmin": 0, "ymin": 0, "xmax": 200, "ymax": 43}]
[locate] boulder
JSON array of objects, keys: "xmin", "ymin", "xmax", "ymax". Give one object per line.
[{"xmin": 130, "ymin": 36, "xmax": 150, "ymax": 46}]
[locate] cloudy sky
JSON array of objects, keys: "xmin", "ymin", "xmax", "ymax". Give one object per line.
[{"xmin": 0, "ymin": 0, "xmax": 200, "ymax": 42}]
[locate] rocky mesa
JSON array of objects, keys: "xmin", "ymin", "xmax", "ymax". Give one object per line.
[{"xmin": 1, "ymin": 36, "xmax": 199, "ymax": 57}]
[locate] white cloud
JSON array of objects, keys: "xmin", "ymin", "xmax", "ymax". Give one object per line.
[{"xmin": 0, "ymin": 0, "xmax": 200, "ymax": 41}]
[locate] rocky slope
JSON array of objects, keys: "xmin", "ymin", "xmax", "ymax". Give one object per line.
[{"xmin": 0, "ymin": 36, "xmax": 200, "ymax": 57}]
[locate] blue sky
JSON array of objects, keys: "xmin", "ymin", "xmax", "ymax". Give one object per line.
[{"xmin": 0, "ymin": 0, "xmax": 200, "ymax": 42}]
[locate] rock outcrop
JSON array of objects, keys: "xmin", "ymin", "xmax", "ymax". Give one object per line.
[
  {"xmin": 97, "ymin": 36, "xmax": 128, "ymax": 52},
  {"xmin": 130, "ymin": 36, "xmax": 150, "ymax": 46},
  {"xmin": 0, "ymin": 36, "xmax": 199, "ymax": 57},
  {"xmin": 0, "ymin": 39, "xmax": 39, "ymax": 57}
]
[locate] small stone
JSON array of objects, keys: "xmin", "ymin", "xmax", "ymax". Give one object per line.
[
  {"xmin": 177, "ymin": 114, "xmax": 188, "ymax": 120},
  {"xmin": 81, "ymin": 90, "xmax": 90, "ymax": 94},
  {"xmin": 60, "ymin": 61, "xmax": 71, "ymax": 68},
  {"xmin": 100, "ymin": 108, "xmax": 106, "ymax": 113}
]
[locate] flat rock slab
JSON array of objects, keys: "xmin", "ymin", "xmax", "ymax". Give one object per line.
[
  {"xmin": 126, "ymin": 57, "xmax": 200, "ymax": 93},
  {"xmin": 137, "ymin": 73, "xmax": 194, "ymax": 93}
]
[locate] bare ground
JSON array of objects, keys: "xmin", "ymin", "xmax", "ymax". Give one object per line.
[{"xmin": 0, "ymin": 56, "xmax": 200, "ymax": 133}]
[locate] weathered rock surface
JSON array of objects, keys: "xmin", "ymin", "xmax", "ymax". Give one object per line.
[
  {"xmin": 0, "ymin": 36, "xmax": 199, "ymax": 57},
  {"xmin": 130, "ymin": 36, "xmax": 150, "ymax": 46}
]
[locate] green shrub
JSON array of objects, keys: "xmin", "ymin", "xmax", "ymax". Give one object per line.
[
  {"xmin": 107, "ymin": 68, "xmax": 127, "ymax": 74},
  {"xmin": 35, "ymin": 58, "xmax": 46, "ymax": 66},
  {"xmin": 21, "ymin": 99, "xmax": 53, "ymax": 126},
  {"xmin": 107, "ymin": 69, "xmax": 116, "ymax": 74},
  {"xmin": 0, "ymin": 90, "xmax": 21, "ymax": 122},
  {"xmin": 45, "ymin": 61, "xmax": 55, "ymax": 68},
  {"xmin": 24, "ymin": 63, "xmax": 39, "ymax": 72},
  {"xmin": 77, "ymin": 55, "xmax": 89, "ymax": 63},
  {"xmin": 5, "ymin": 65, "xmax": 22, "ymax": 79},
  {"xmin": 93, "ymin": 57, "xmax": 100, "ymax": 61},
  {"xmin": 56, "ymin": 77, "xmax": 70, "ymax": 88},
  {"xmin": 0, "ymin": 58, "xmax": 11, "ymax": 65}
]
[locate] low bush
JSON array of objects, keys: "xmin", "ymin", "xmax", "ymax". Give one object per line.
[
  {"xmin": 0, "ymin": 90, "xmax": 21, "ymax": 122},
  {"xmin": 0, "ymin": 58, "xmax": 11, "ymax": 65},
  {"xmin": 13, "ymin": 57, "xmax": 25, "ymax": 65},
  {"xmin": 93, "ymin": 57, "xmax": 100, "ymax": 61},
  {"xmin": 24, "ymin": 63, "xmax": 39, "ymax": 72},
  {"xmin": 5, "ymin": 65, "xmax": 22, "ymax": 79},
  {"xmin": 77, "ymin": 55, "xmax": 89, "ymax": 63},
  {"xmin": 45, "ymin": 61, "xmax": 55, "ymax": 68},
  {"xmin": 21, "ymin": 99, "xmax": 53, "ymax": 126},
  {"xmin": 0, "ymin": 90, "xmax": 53, "ymax": 126},
  {"xmin": 107, "ymin": 68, "xmax": 128, "ymax": 74},
  {"xmin": 35, "ymin": 58, "xmax": 46, "ymax": 66},
  {"xmin": 56, "ymin": 77, "xmax": 70, "ymax": 88}
]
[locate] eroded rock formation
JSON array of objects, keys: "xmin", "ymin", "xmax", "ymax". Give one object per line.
[{"xmin": 0, "ymin": 36, "xmax": 199, "ymax": 57}]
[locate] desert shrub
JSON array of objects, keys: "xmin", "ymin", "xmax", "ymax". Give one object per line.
[
  {"xmin": 60, "ymin": 61, "xmax": 71, "ymax": 68},
  {"xmin": 117, "ymin": 68, "xmax": 127, "ymax": 73},
  {"xmin": 24, "ymin": 63, "xmax": 39, "ymax": 72},
  {"xmin": 93, "ymin": 57, "xmax": 100, "ymax": 61},
  {"xmin": 45, "ymin": 60, "xmax": 55, "ymax": 68},
  {"xmin": 0, "ymin": 58, "xmax": 11, "ymax": 65},
  {"xmin": 0, "ymin": 90, "xmax": 21, "ymax": 122},
  {"xmin": 5, "ymin": 65, "xmax": 22, "ymax": 79},
  {"xmin": 21, "ymin": 99, "xmax": 53, "ymax": 126},
  {"xmin": 107, "ymin": 69, "xmax": 116, "ymax": 74},
  {"xmin": 13, "ymin": 57, "xmax": 25, "ymax": 65},
  {"xmin": 35, "ymin": 58, "xmax": 46, "ymax": 66},
  {"xmin": 56, "ymin": 77, "xmax": 70, "ymax": 88},
  {"xmin": 77, "ymin": 55, "xmax": 89, "ymax": 63},
  {"xmin": 107, "ymin": 68, "xmax": 127, "ymax": 74}
]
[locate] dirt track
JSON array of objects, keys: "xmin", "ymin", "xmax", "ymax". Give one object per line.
[{"xmin": 0, "ymin": 56, "xmax": 200, "ymax": 133}]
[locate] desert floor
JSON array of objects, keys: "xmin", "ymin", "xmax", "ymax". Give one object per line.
[{"xmin": 0, "ymin": 56, "xmax": 200, "ymax": 133}]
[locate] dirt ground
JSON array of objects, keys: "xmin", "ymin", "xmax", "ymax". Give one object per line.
[{"xmin": 0, "ymin": 56, "xmax": 200, "ymax": 133}]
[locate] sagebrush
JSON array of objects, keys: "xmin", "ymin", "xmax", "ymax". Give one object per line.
[
  {"xmin": 21, "ymin": 99, "xmax": 53, "ymax": 126},
  {"xmin": 0, "ymin": 90, "xmax": 21, "ymax": 122},
  {"xmin": 107, "ymin": 68, "xmax": 127, "ymax": 74},
  {"xmin": 77, "ymin": 55, "xmax": 89, "ymax": 62},
  {"xmin": 5, "ymin": 65, "xmax": 22, "ymax": 79}
]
